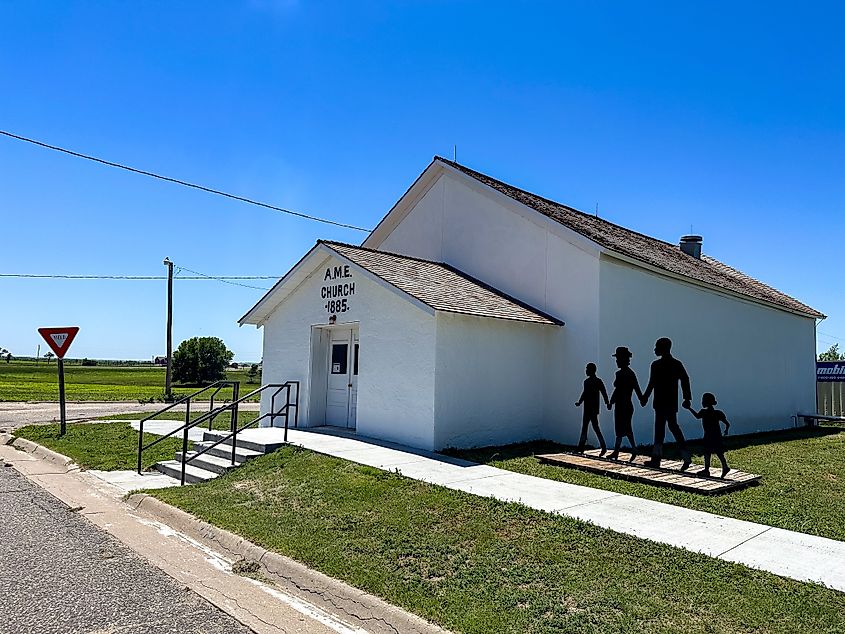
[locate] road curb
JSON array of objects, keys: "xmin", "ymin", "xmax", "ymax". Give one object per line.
[
  {"xmin": 127, "ymin": 492, "xmax": 450, "ymax": 634},
  {"xmin": 10, "ymin": 436, "xmax": 77, "ymax": 468}
]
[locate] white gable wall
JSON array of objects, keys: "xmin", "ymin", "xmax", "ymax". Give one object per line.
[
  {"xmin": 374, "ymin": 170, "xmax": 602, "ymax": 445},
  {"xmin": 259, "ymin": 254, "xmax": 437, "ymax": 449},
  {"xmin": 598, "ymin": 256, "xmax": 817, "ymax": 440}
]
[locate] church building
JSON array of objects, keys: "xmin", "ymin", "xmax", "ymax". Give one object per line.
[{"xmin": 240, "ymin": 158, "xmax": 823, "ymax": 451}]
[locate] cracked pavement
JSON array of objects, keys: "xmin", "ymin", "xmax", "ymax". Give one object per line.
[{"xmin": 0, "ymin": 463, "xmax": 255, "ymax": 634}]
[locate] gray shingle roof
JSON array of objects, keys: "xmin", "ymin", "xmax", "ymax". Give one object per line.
[
  {"xmin": 437, "ymin": 157, "xmax": 824, "ymax": 319},
  {"xmin": 321, "ymin": 241, "xmax": 562, "ymax": 326}
]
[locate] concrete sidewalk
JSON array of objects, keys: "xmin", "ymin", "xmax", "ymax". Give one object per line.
[{"xmin": 266, "ymin": 426, "xmax": 845, "ymax": 594}]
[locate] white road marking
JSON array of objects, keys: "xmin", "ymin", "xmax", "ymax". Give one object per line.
[{"xmin": 133, "ymin": 516, "xmax": 370, "ymax": 634}]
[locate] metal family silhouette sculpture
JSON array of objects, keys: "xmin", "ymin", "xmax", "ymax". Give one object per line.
[
  {"xmin": 684, "ymin": 392, "xmax": 731, "ymax": 477},
  {"xmin": 607, "ymin": 346, "xmax": 643, "ymax": 461},
  {"xmin": 575, "ymin": 363, "xmax": 608, "ymax": 455},
  {"xmin": 575, "ymin": 338, "xmax": 736, "ymax": 478},
  {"xmin": 640, "ymin": 337, "xmax": 692, "ymax": 469}
]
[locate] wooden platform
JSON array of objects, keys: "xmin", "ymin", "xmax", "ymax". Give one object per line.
[{"xmin": 537, "ymin": 449, "xmax": 761, "ymax": 495}]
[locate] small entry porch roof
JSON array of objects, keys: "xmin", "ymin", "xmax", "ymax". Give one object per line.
[{"xmin": 239, "ymin": 240, "xmax": 563, "ymax": 327}]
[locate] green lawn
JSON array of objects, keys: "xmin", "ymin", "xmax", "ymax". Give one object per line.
[
  {"xmin": 14, "ymin": 422, "xmax": 184, "ymax": 470},
  {"xmin": 0, "ymin": 361, "xmax": 251, "ymax": 402},
  {"xmin": 99, "ymin": 409, "xmax": 261, "ymax": 431},
  {"xmin": 150, "ymin": 447, "xmax": 845, "ymax": 634},
  {"xmin": 448, "ymin": 424, "xmax": 845, "ymax": 542}
]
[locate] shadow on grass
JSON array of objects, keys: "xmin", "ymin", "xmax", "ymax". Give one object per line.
[{"xmin": 445, "ymin": 424, "xmax": 845, "ymax": 464}]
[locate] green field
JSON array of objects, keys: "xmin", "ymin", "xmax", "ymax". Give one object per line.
[
  {"xmin": 0, "ymin": 360, "xmax": 256, "ymax": 402},
  {"xmin": 449, "ymin": 424, "xmax": 845, "ymax": 542},
  {"xmin": 151, "ymin": 446, "xmax": 845, "ymax": 634}
]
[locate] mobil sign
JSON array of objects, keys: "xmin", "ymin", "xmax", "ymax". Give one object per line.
[{"xmin": 817, "ymin": 362, "xmax": 845, "ymax": 382}]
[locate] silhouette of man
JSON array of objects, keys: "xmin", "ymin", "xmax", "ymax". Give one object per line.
[{"xmin": 640, "ymin": 337, "xmax": 692, "ymax": 469}]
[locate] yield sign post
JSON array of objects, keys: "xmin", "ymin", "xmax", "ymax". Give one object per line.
[{"xmin": 37, "ymin": 327, "xmax": 79, "ymax": 436}]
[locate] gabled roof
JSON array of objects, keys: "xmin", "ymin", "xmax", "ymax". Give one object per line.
[
  {"xmin": 386, "ymin": 157, "xmax": 824, "ymax": 319},
  {"xmin": 240, "ymin": 241, "xmax": 562, "ymax": 327}
]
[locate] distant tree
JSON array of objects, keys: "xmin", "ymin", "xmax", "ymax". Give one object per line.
[
  {"xmin": 247, "ymin": 363, "xmax": 259, "ymax": 384},
  {"xmin": 819, "ymin": 344, "xmax": 845, "ymax": 361},
  {"xmin": 44, "ymin": 352, "xmax": 55, "ymax": 363},
  {"xmin": 81, "ymin": 358, "xmax": 97, "ymax": 366},
  {"xmin": 5, "ymin": 353, "xmax": 11, "ymax": 363},
  {"xmin": 172, "ymin": 337, "xmax": 233, "ymax": 386}
]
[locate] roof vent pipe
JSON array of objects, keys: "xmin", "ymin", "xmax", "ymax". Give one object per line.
[{"xmin": 679, "ymin": 235, "xmax": 703, "ymax": 259}]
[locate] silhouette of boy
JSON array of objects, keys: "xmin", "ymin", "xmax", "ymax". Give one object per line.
[
  {"xmin": 640, "ymin": 337, "xmax": 692, "ymax": 469},
  {"xmin": 607, "ymin": 346, "xmax": 643, "ymax": 461},
  {"xmin": 684, "ymin": 392, "xmax": 731, "ymax": 478},
  {"xmin": 575, "ymin": 363, "xmax": 609, "ymax": 455}
]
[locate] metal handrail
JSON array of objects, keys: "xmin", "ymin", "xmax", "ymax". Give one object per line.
[
  {"xmin": 136, "ymin": 380, "xmax": 239, "ymax": 473},
  {"xmin": 179, "ymin": 381, "xmax": 299, "ymax": 485}
]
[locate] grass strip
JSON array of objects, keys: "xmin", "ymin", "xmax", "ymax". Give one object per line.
[
  {"xmin": 14, "ymin": 422, "xmax": 184, "ymax": 470},
  {"xmin": 150, "ymin": 446, "xmax": 845, "ymax": 634},
  {"xmin": 448, "ymin": 424, "xmax": 845, "ymax": 543}
]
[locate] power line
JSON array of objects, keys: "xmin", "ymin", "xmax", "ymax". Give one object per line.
[
  {"xmin": 0, "ymin": 129, "xmax": 371, "ymax": 232},
  {"xmin": 0, "ymin": 273, "xmax": 276, "ymax": 280},
  {"xmin": 819, "ymin": 331, "xmax": 845, "ymax": 342},
  {"xmin": 175, "ymin": 266, "xmax": 270, "ymax": 290}
]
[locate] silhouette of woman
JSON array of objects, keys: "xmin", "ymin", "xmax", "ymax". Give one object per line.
[
  {"xmin": 575, "ymin": 363, "xmax": 609, "ymax": 455},
  {"xmin": 607, "ymin": 347, "xmax": 643, "ymax": 461}
]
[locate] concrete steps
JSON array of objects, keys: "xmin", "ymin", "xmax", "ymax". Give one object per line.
[
  {"xmin": 154, "ymin": 460, "xmax": 219, "ymax": 484},
  {"xmin": 153, "ymin": 430, "xmax": 280, "ymax": 485},
  {"xmin": 192, "ymin": 442, "xmax": 263, "ymax": 464},
  {"xmin": 202, "ymin": 430, "xmax": 287, "ymax": 454},
  {"xmin": 174, "ymin": 451, "xmax": 240, "ymax": 475}
]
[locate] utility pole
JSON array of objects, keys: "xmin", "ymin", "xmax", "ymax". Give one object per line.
[{"xmin": 163, "ymin": 257, "xmax": 174, "ymax": 400}]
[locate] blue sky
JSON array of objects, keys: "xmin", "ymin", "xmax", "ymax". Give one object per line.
[{"xmin": 1, "ymin": 1, "xmax": 843, "ymax": 361}]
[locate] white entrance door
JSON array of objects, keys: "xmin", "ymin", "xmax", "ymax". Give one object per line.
[{"xmin": 325, "ymin": 327, "xmax": 358, "ymax": 428}]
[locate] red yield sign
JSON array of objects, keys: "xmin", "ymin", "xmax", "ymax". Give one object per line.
[{"xmin": 38, "ymin": 327, "xmax": 79, "ymax": 359}]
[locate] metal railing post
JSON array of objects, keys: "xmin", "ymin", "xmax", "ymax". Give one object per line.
[
  {"xmin": 284, "ymin": 384, "xmax": 290, "ymax": 443},
  {"xmin": 230, "ymin": 383, "xmax": 240, "ymax": 466},
  {"xmin": 137, "ymin": 418, "xmax": 144, "ymax": 474},
  {"xmin": 181, "ymin": 399, "xmax": 191, "ymax": 486},
  {"xmin": 294, "ymin": 382, "xmax": 300, "ymax": 429},
  {"xmin": 208, "ymin": 392, "xmax": 215, "ymax": 431}
]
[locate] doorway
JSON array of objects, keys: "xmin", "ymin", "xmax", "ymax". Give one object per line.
[{"xmin": 325, "ymin": 327, "xmax": 359, "ymax": 428}]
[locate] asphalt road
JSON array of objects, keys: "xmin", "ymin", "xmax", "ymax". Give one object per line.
[{"xmin": 0, "ymin": 464, "xmax": 255, "ymax": 634}]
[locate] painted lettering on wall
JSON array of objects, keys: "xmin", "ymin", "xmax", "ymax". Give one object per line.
[{"xmin": 321, "ymin": 265, "xmax": 355, "ymax": 314}]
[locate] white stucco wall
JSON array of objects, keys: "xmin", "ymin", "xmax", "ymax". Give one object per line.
[
  {"xmin": 598, "ymin": 256, "xmax": 817, "ymax": 441},
  {"xmin": 433, "ymin": 313, "xmax": 551, "ymax": 449},
  {"xmin": 375, "ymin": 170, "xmax": 602, "ymax": 445},
  {"xmin": 259, "ymin": 254, "xmax": 437, "ymax": 450}
]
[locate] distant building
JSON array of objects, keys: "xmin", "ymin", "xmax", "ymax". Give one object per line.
[
  {"xmin": 241, "ymin": 158, "xmax": 824, "ymax": 451},
  {"xmin": 153, "ymin": 356, "xmax": 168, "ymax": 366}
]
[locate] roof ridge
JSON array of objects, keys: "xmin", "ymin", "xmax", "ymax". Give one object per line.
[
  {"xmin": 433, "ymin": 156, "xmax": 680, "ymax": 251},
  {"xmin": 430, "ymin": 157, "xmax": 823, "ymax": 319}
]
